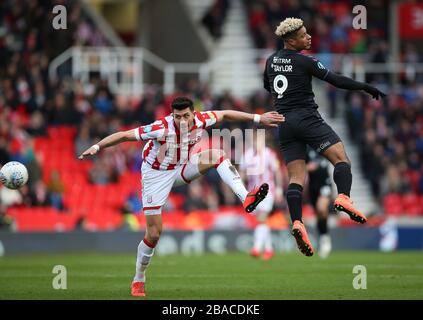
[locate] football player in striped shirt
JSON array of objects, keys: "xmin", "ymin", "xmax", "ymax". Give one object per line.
[{"xmin": 79, "ymin": 96, "xmax": 284, "ymax": 296}]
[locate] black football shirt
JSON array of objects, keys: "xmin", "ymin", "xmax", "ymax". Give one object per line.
[{"xmin": 263, "ymin": 48, "xmax": 330, "ymax": 112}]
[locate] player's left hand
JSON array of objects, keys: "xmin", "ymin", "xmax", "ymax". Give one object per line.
[
  {"xmin": 364, "ymin": 85, "xmax": 386, "ymax": 100},
  {"xmin": 260, "ymin": 111, "xmax": 285, "ymax": 127}
]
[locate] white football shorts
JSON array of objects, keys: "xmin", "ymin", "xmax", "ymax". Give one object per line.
[{"xmin": 141, "ymin": 153, "xmax": 202, "ymax": 215}]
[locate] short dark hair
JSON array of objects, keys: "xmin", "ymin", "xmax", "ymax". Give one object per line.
[{"xmin": 171, "ymin": 97, "xmax": 194, "ymax": 111}]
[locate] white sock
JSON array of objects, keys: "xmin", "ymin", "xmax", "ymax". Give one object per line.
[
  {"xmin": 216, "ymin": 159, "xmax": 248, "ymax": 202},
  {"xmin": 134, "ymin": 240, "xmax": 155, "ymax": 282},
  {"xmin": 263, "ymin": 224, "xmax": 273, "ymax": 252},
  {"xmin": 253, "ymin": 224, "xmax": 267, "ymax": 252}
]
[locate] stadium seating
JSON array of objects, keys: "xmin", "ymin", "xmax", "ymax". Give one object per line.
[
  {"xmin": 401, "ymin": 194, "xmax": 422, "ymax": 217},
  {"xmin": 383, "ymin": 193, "xmax": 423, "ymax": 217},
  {"xmin": 5, "ymin": 126, "xmax": 131, "ymax": 231},
  {"xmin": 383, "ymin": 193, "xmax": 403, "ymax": 216},
  {"xmin": 6, "ymin": 206, "xmax": 79, "ymax": 232}
]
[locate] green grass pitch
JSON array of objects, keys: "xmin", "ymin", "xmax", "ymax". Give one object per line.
[{"xmin": 1, "ymin": 251, "xmax": 423, "ymax": 299}]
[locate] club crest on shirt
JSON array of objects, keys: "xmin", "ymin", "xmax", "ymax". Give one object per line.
[{"xmin": 147, "ymin": 195, "xmax": 153, "ymax": 203}]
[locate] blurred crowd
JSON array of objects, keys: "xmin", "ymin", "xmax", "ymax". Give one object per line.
[
  {"xmin": 345, "ymin": 81, "xmax": 423, "ymax": 201},
  {"xmin": 202, "ymin": 0, "xmax": 230, "ymax": 39},
  {"xmin": 0, "ymin": 0, "xmax": 285, "ymax": 221},
  {"xmin": 244, "ymin": 0, "xmax": 387, "ymax": 54},
  {"xmin": 0, "ymin": 0, "xmax": 109, "ymax": 226}
]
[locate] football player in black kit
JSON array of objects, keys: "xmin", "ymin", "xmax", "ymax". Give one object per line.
[
  {"xmin": 264, "ymin": 18, "xmax": 386, "ymax": 256},
  {"xmin": 306, "ymin": 147, "xmax": 332, "ymax": 259}
]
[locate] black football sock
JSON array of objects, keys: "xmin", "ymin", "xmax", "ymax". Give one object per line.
[
  {"xmin": 317, "ymin": 216, "xmax": 328, "ymax": 235},
  {"xmin": 286, "ymin": 183, "xmax": 303, "ymax": 223},
  {"xmin": 333, "ymin": 162, "xmax": 352, "ymax": 197}
]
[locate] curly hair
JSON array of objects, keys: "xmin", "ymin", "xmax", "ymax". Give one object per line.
[{"xmin": 275, "ymin": 18, "xmax": 304, "ymax": 39}]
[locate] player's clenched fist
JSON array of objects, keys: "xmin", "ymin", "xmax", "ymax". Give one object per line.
[
  {"xmin": 78, "ymin": 144, "xmax": 100, "ymax": 160},
  {"xmin": 259, "ymin": 111, "xmax": 285, "ymax": 127}
]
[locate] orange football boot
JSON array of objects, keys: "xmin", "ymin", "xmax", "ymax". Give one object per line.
[
  {"xmin": 262, "ymin": 251, "xmax": 274, "ymax": 260},
  {"xmin": 131, "ymin": 281, "xmax": 145, "ymax": 297},
  {"xmin": 243, "ymin": 183, "xmax": 269, "ymax": 213},
  {"xmin": 250, "ymin": 248, "xmax": 260, "ymax": 258},
  {"xmin": 334, "ymin": 194, "xmax": 367, "ymax": 224},
  {"xmin": 291, "ymin": 220, "xmax": 314, "ymax": 257}
]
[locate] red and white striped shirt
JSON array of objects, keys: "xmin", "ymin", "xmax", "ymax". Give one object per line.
[
  {"xmin": 240, "ymin": 147, "xmax": 280, "ymax": 195},
  {"xmin": 134, "ymin": 111, "xmax": 218, "ymax": 170}
]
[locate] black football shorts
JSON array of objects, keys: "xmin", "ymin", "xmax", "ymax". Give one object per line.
[{"xmin": 278, "ymin": 109, "xmax": 341, "ymax": 164}]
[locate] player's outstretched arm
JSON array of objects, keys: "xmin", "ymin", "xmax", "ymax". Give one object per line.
[
  {"xmin": 78, "ymin": 129, "xmax": 137, "ymax": 160},
  {"xmin": 214, "ymin": 110, "xmax": 285, "ymax": 127},
  {"xmin": 324, "ymin": 72, "xmax": 386, "ymax": 100},
  {"xmin": 306, "ymin": 57, "xmax": 386, "ymax": 100}
]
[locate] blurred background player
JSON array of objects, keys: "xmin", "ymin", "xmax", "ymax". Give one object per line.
[
  {"xmin": 79, "ymin": 96, "xmax": 284, "ymax": 296},
  {"xmin": 306, "ymin": 147, "xmax": 332, "ymax": 259},
  {"xmin": 240, "ymin": 131, "xmax": 283, "ymax": 260}
]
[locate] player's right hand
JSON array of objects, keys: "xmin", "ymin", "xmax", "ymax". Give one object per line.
[
  {"xmin": 364, "ymin": 85, "xmax": 386, "ymax": 100},
  {"xmin": 78, "ymin": 145, "xmax": 100, "ymax": 160},
  {"xmin": 260, "ymin": 111, "xmax": 285, "ymax": 127}
]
